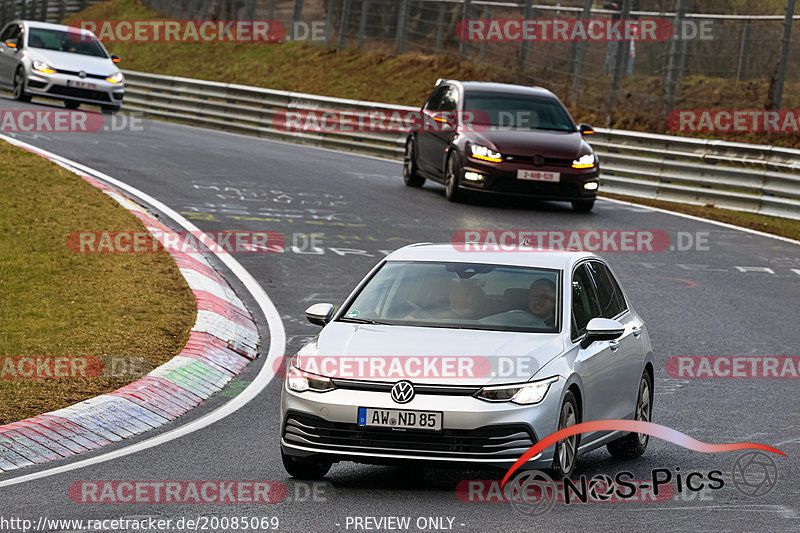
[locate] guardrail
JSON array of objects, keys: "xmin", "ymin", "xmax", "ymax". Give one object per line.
[
  {"xmin": 121, "ymin": 70, "xmax": 800, "ymax": 220},
  {"xmin": 0, "ymin": 0, "xmax": 101, "ymax": 26}
]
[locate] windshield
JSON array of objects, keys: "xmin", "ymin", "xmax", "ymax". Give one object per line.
[
  {"xmin": 27, "ymin": 28, "xmax": 108, "ymax": 58},
  {"xmin": 339, "ymin": 261, "xmax": 561, "ymax": 333},
  {"xmin": 465, "ymin": 92, "xmax": 576, "ymax": 132}
]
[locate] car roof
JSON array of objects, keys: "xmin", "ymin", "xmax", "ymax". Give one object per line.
[
  {"xmin": 442, "ymin": 80, "xmax": 559, "ymax": 100},
  {"xmin": 385, "ymin": 243, "xmax": 598, "ymax": 271},
  {"xmin": 19, "ymin": 20, "xmax": 90, "ymax": 33}
]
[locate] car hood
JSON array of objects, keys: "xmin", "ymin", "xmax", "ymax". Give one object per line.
[
  {"xmin": 297, "ymin": 322, "xmax": 565, "ymax": 386},
  {"xmin": 27, "ymin": 49, "xmax": 118, "ymax": 76},
  {"xmin": 468, "ymin": 129, "xmax": 588, "ymax": 159}
]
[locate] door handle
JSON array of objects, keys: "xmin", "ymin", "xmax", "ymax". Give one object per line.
[
  {"xmin": 632, "ymin": 327, "xmax": 642, "ymax": 338},
  {"xmin": 609, "ymin": 340, "xmax": 620, "ymax": 351}
]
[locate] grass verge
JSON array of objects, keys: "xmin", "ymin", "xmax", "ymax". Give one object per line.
[{"xmin": 0, "ymin": 141, "xmax": 196, "ymax": 424}]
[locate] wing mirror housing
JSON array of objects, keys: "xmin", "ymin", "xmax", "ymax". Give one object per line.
[
  {"xmin": 4, "ymin": 39, "xmax": 19, "ymax": 49},
  {"xmin": 111, "ymin": 55, "xmax": 121, "ymax": 63},
  {"xmin": 581, "ymin": 317, "xmax": 624, "ymax": 348},
  {"xmin": 579, "ymin": 123, "xmax": 595, "ymax": 135},
  {"xmin": 306, "ymin": 303, "xmax": 335, "ymax": 326}
]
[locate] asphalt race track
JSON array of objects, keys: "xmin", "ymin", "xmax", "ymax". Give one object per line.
[{"xmin": 1, "ymin": 96, "xmax": 799, "ymax": 532}]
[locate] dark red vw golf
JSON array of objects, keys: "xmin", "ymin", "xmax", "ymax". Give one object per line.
[{"xmin": 403, "ymin": 80, "xmax": 600, "ymax": 212}]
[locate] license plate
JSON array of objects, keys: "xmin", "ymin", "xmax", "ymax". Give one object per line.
[
  {"xmin": 67, "ymin": 80, "xmax": 96, "ymax": 90},
  {"xmin": 358, "ymin": 407, "xmax": 442, "ymax": 431},
  {"xmin": 517, "ymin": 169, "xmax": 560, "ymax": 182}
]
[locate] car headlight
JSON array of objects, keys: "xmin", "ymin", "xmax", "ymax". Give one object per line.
[
  {"xmin": 572, "ymin": 153, "xmax": 596, "ymax": 169},
  {"xmin": 32, "ymin": 60, "xmax": 55, "ymax": 74},
  {"xmin": 106, "ymin": 72, "xmax": 124, "ymax": 84},
  {"xmin": 286, "ymin": 357, "xmax": 335, "ymax": 393},
  {"xmin": 470, "ymin": 144, "xmax": 502, "ymax": 163},
  {"xmin": 475, "ymin": 376, "xmax": 558, "ymax": 405}
]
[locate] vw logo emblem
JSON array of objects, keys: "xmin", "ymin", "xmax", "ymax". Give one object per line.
[
  {"xmin": 390, "ymin": 381, "xmax": 415, "ymax": 404},
  {"xmin": 78, "ymin": 71, "xmax": 87, "ymax": 79},
  {"xmin": 532, "ymin": 155, "xmax": 545, "ymax": 167}
]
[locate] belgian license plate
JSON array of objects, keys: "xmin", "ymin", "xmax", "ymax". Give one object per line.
[
  {"xmin": 358, "ymin": 407, "xmax": 442, "ymax": 431},
  {"xmin": 517, "ymin": 169, "xmax": 560, "ymax": 182},
  {"xmin": 67, "ymin": 80, "xmax": 96, "ymax": 89}
]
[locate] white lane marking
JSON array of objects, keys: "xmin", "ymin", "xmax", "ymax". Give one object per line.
[
  {"xmin": 601, "ymin": 197, "xmax": 800, "ymax": 247},
  {"xmin": 0, "ymin": 134, "xmax": 286, "ymax": 488}
]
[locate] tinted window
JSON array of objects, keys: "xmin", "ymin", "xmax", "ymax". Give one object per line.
[
  {"xmin": 27, "ymin": 28, "xmax": 108, "ymax": 58},
  {"xmin": 572, "ymin": 264, "xmax": 602, "ymax": 339},
  {"xmin": 587, "ymin": 261, "xmax": 627, "ymax": 318},
  {"xmin": 340, "ymin": 261, "xmax": 561, "ymax": 333},
  {"xmin": 0, "ymin": 25, "xmax": 14, "ymax": 42},
  {"xmin": 1, "ymin": 24, "xmax": 21, "ymax": 43},
  {"xmin": 463, "ymin": 92, "xmax": 576, "ymax": 132},
  {"xmin": 424, "ymin": 86, "xmax": 447, "ymax": 111},
  {"xmin": 439, "ymin": 86, "xmax": 459, "ymax": 112}
]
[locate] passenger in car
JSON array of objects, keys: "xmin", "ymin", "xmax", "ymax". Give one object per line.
[{"xmin": 528, "ymin": 278, "xmax": 557, "ymax": 327}]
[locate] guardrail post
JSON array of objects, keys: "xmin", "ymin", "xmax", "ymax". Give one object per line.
[
  {"xmin": 58, "ymin": 0, "xmax": 65, "ymax": 21},
  {"xmin": 245, "ymin": 0, "xmax": 255, "ymax": 21},
  {"xmin": 81, "ymin": 0, "xmax": 88, "ymax": 10},
  {"xmin": 433, "ymin": 1, "xmax": 446, "ymax": 56},
  {"xmin": 357, "ymin": 0, "xmax": 369, "ymax": 49},
  {"xmin": 394, "ymin": 0, "xmax": 408, "ymax": 54},
  {"xmin": 516, "ymin": 0, "xmax": 534, "ymax": 83},
  {"xmin": 40, "ymin": 0, "xmax": 48, "ymax": 21},
  {"xmin": 662, "ymin": 0, "xmax": 686, "ymax": 118},
  {"xmin": 606, "ymin": 0, "xmax": 632, "ymax": 126},
  {"xmin": 338, "ymin": 0, "xmax": 351, "ymax": 50},
  {"xmin": 478, "ymin": 6, "xmax": 490, "ymax": 62},
  {"xmin": 292, "ymin": 0, "xmax": 303, "ymax": 31},
  {"xmin": 459, "ymin": 0, "xmax": 471, "ymax": 60},
  {"xmin": 770, "ymin": 0, "xmax": 795, "ymax": 110},
  {"xmin": 569, "ymin": 0, "xmax": 593, "ymax": 105},
  {"xmin": 268, "ymin": 0, "xmax": 275, "ymax": 20},
  {"xmin": 20, "ymin": 0, "xmax": 26, "ymax": 19},
  {"xmin": 736, "ymin": 20, "xmax": 751, "ymax": 81}
]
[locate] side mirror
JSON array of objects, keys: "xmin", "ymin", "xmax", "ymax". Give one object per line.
[
  {"xmin": 4, "ymin": 39, "xmax": 19, "ymax": 49},
  {"xmin": 581, "ymin": 318, "xmax": 624, "ymax": 348},
  {"xmin": 306, "ymin": 303, "xmax": 335, "ymax": 327},
  {"xmin": 111, "ymin": 55, "xmax": 121, "ymax": 63},
  {"xmin": 579, "ymin": 123, "xmax": 595, "ymax": 135}
]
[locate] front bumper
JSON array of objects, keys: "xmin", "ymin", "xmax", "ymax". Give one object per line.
[
  {"xmin": 458, "ymin": 157, "xmax": 599, "ymax": 201},
  {"xmin": 26, "ymin": 70, "xmax": 124, "ymax": 107},
  {"xmin": 280, "ymin": 379, "xmax": 564, "ymax": 470}
]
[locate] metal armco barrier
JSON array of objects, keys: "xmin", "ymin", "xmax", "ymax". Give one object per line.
[
  {"xmin": 0, "ymin": 0, "xmax": 101, "ymax": 26},
  {"xmin": 121, "ymin": 70, "xmax": 800, "ymax": 220}
]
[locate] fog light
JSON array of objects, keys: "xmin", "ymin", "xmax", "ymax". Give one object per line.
[
  {"xmin": 584, "ymin": 182, "xmax": 599, "ymax": 191},
  {"xmin": 464, "ymin": 172, "xmax": 485, "ymax": 182}
]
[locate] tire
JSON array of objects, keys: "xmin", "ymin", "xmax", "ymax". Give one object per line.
[
  {"xmin": 64, "ymin": 101, "xmax": 80, "ymax": 109},
  {"xmin": 550, "ymin": 391, "xmax": 579, "ymax": 478},
  {"xmin": 281, "ymin": 450, "xmax": 331, "ymax": 480},
  {"xmin": 12, "ymin": 68, "xmax": 32, "ymax": 102},
  {"xmin": 607, "ymin": 372, "xmax": 653, "ymax": 458},
  {"xmin": 403, "ymin": 139, "xmax": 425, "ymax": 188},
  {"xmin": 444, "ymin": 153, "xmax": 462, "ymax": 202},
  {"xmin": 572, "ymin": 200, "xmax": 595, "ymax": 212}
]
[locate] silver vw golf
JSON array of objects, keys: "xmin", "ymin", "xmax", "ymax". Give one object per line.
[
  {"xmin": 281, "ymin": 244, "xmax": 654, "ymax": 479},
  {"xmin": 0, "ymin": 21, "xmax": 124, "ymax": 112}
]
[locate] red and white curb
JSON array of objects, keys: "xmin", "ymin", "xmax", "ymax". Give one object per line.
[{"xmin": 0, "ymin": 162, "xmax": 260, "ymax": 472}]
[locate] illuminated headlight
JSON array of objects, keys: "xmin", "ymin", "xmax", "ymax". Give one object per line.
[
  {"xmin": 286, "ymin": 358, "xmax": 334, "ymax": 393},
  {"xmin": 32, "ymin": 60, "xmax": 55, "ymax": 74},
  {"xmin": 572, "ymin": 154, "xmax": 596, "ymax": 169},
  {"xmin": 475, "ymin": 376, "xmax": 558, "ymax": 405},
  {"xmin": 584, "ymin": 181, "xmax": 599, "ymax": 191},
  {"xmin": 106, "ymin": 72, "xmax": 124, "ymax": 84},
  {"xmin": 470, "ymin": 144, "xmax": 502, "ymax": 163},
  {"xmin": 464, "ymin": 172, "xmax": 485, "ymax": 182}
]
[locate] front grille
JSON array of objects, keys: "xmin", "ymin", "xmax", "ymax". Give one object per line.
[
  {"xmin": 283, "ymin": 413, "xmax": 536, "ymax": 461},
  {"xmin": 48, "ymin": 85, "xmax": 112, "ymax": 102},
  {"xmin": 55, "ymin": 69, "xmax": 107, "ymax": 80},
  {"xmin": 505, "ymin": 154, "xmax": 573, "ymax": 168},
  {"xmin": 330, "ymin": 379, "xmax": 481, "ymax": 396}
]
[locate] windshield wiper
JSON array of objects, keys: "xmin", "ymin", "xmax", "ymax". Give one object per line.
[{"xmin": 338, "ymin": 317, "xmax": 389, "ymax": 325}]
